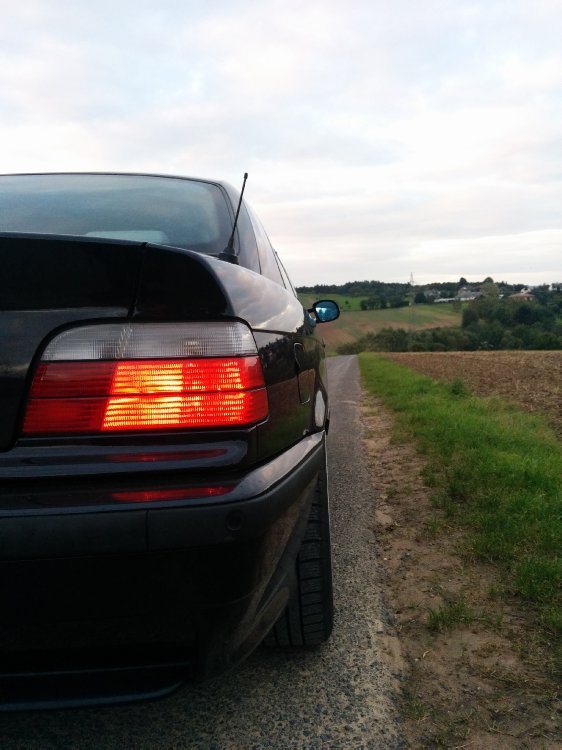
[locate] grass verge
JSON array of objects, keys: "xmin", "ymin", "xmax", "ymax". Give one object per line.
[{"xmin": 359, "ymin": 353, "xmax": 562, "ymax": 639}]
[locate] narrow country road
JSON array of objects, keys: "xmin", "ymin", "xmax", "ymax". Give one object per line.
[{"xmin": 0, "ymin": 356, "xmax": 403, "ymax": 749}]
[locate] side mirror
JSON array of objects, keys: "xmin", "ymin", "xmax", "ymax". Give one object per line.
[{"xmin": 309, "ymin": 299, "xmax": 340, "ymax": 323}]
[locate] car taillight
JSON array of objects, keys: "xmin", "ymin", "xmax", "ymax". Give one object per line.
[
  {"xmin": 22, "ymin": 323, "xmax": 268, "ymax": 436},
  {"xmin": 111, "ymin": 486, "xmax": 235, "ymax": 503}
]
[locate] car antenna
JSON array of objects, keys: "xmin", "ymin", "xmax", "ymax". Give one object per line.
[{"xmin": 219, "ymin": 172, "xmax": 248, "ymax": 263}]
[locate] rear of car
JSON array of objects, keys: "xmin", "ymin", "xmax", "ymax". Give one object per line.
[{"xmin": 0, "ymin": 173, "xmax": 337, "ymax": 709}]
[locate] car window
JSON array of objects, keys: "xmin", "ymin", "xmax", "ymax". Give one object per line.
[
  {"xmin": 274, "ymin": 251, "xmax": 296, "ymax": 296},
  {"xmin": 0, "ymin": 174, "xmax": 232, "ymax": 256},
  {"xmin": 234, "ymin": 203, "xmax": 261, "ymax": 273},
  {"xmin": 245, "ymin": 203, "xmax": 284, "ymax": 286}
]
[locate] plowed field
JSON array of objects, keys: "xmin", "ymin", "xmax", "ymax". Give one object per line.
[{"xmin": 383, "ymin": 351, "xmax": 562, "ymax": 436}]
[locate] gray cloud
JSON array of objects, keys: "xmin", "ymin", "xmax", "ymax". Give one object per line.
[{"xmin": 1, "ymin": 0, "xmax": 561, "ymax": 285}]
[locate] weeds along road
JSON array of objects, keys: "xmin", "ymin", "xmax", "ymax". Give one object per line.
[{"xmin": 0, "ymin": 355, "xmax": 403, "ymax": 750}]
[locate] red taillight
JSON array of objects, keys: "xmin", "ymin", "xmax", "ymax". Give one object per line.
[
  {"xmin": 111, "ymin": 486, "xmax": 235, "ymax": 503},
  {"xmin": 23, "ymin": 356, "xmax": 268, "ymax": 435},
  {"xmin": 110, "ymin": 358, "xmax": 265, "ymax": 394},
  {"xmin": 102, "ymin": 391, "xmax": 268, "ymax": 431}
]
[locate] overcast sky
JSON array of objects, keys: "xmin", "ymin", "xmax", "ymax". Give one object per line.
[{"xmin": 2, "ymin": 0, "xmax": 561, "ymax": 286}]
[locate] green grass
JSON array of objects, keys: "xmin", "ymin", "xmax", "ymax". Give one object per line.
[
  {"xmin": 427, "ymin": 598, "xmax": 477, "ymax": 631},
  {"xmin": 359, "ymin": 353, "xmax": 562, "ymax": 635}
]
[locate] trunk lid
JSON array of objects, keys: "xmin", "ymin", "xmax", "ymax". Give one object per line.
[
  {"xmin": 0, "ymin": 234, "xmax": 142, "ymax": 449},
  {"xmin": 0, "ymin": 233, "xmax": 305, "ymax": 477},
  {"xmin": 0, "ymin": 234, "xmax": 239, "ymax": 459}
]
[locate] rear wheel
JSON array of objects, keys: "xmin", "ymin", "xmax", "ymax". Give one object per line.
[{"xmin": 267, "ymin": 459, "xmax": 334, "ymax": 647}]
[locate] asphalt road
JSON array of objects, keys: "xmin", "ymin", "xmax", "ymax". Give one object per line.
[{"xmin": 0, "ymin": 356, "xmax": 402, "ymax": 749}]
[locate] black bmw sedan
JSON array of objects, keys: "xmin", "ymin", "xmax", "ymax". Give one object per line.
[{"xmin": 0, "ymin": 173, "xmax": 339, "ymax": 709}]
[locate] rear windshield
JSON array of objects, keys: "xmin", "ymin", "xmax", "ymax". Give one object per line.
[{"xmin": 0, "ymin": 174, "xmax": 232, "ymax": 254}]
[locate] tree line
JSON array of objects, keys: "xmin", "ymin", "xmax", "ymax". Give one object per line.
[
  {"xmin": 297, "ymin": 277, "xmax": 534, "ymax": 309},
  {"xmin": 296, "ymin": 277, "xmax": 532, "ymax": 297}
]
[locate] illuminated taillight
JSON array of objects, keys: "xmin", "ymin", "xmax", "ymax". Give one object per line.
[{"xmin": 22, "ymin": 323, "xmax": 268, "ymax": 436}]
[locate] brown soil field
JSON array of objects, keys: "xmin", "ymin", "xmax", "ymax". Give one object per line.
[{"xmin": 382, "ymin": 351, "xmax": 562, "ymax": 436}]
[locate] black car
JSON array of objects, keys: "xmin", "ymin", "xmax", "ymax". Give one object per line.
[{"xmin": 0, "ymin": 172, "xmax": 339, "ymax": 709}]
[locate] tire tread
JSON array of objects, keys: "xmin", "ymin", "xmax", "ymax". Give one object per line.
[{"xmin": 265, "ymin": 457, "xmax": 333, "ymax": 648}]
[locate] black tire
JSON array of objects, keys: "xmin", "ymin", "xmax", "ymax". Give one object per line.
[{"xmin": 267, "ymin": 458, "xmax": 334, "ymax": 647}]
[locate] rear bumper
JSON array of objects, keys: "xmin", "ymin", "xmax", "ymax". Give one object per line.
[
  {"xmin": 0, "ymin": 433, "xmax": 324, "ymax": 557},
  {"xmin": 0, "ymin": 433, "xmax": 325, "ymax": 710}
]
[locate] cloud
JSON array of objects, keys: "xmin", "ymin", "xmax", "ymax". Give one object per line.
[{"xmin": 1, "ymin": 0, "xmax": 561, "ymax": 285}]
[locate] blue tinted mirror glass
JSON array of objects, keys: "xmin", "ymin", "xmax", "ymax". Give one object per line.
[{"xmin": 312, "ymin": 299, "xmax": 340, "ymax": 323}]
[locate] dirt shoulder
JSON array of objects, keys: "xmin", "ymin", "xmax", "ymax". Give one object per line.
[{"xmin": 362, "ymin": 392, "xmax": 561, "ymax": 748}]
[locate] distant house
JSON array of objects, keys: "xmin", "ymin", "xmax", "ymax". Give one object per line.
[
  {"xmin": 455, "ymin": 286, "xmax": 483, "ymax": 302},
  {"xmin": 424, "ymin": 288, "xmax": 441, "ymax": 300},
  {"xmin": 510, "ymin": 288, "xmax": 535, "ymax": 301}
]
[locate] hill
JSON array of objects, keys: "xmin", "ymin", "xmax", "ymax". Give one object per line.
[{"xmin": 299, "ymin": 295, "xmax": 462, "ymax": 354}]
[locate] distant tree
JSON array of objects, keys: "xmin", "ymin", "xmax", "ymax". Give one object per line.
[
  {"xmin": 459, "ymin": 277, "xmax": 468, "ymax": 287},
  {"xmin": 514, "ymin": 304, "xmax": 535, "ymax": 325},
  {"xmin": 532, "ymin": 285, "xmax": 550, "ymax": 305},
  {"xmin": 414, "ymin": 291, "xmax": 427, "ymax": 303},
  {"xmin": 480, "ymin": 280, "xmax": 500, "ymax": 297}
]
